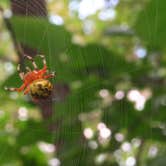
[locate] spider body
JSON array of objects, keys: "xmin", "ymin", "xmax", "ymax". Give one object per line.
[
  {"xmin": 30, "ymin": 79, "xmax": 53, "ymax": 99},
  {"xmin": 5, "ymin": 55, "xmax": 55, "ymax": 99}
]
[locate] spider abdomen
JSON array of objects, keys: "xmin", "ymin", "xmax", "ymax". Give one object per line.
[{"xmin": 30, "ymin": 79, "xmax": 53, "ymax": 99}]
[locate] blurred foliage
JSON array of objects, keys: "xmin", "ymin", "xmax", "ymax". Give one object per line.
[
  {"xmin": 135, "ymin": 0, "xmax": 166, "ymax": 50},
  {"xmin": 0, "ymin": 0, "xmax": 166, "ymax": 166}
]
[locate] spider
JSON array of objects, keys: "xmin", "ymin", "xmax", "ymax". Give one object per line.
[{"xmin": 5, "ymin": 55, "xmax": 55, "ymax": 99}]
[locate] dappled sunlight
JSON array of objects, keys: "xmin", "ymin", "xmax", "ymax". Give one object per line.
[
  {"xmin": 125, "ymin": 156, "xmax": 136, "ymax": 166},
  {"xmin": 0, "ymin": 109, "xmax": 5, "ymax": 118},
  {"xmin": 48, "ymin": 158, "xmax": 61, "ymax": 166},
  {"xmin": 115, "ymin": 90, "xmax": 125, "ymax": 100},
  {"xmin": 18, "ymin": 107, "xmax": 28, "ymax": 121},
  {"xmin": 148, "ymin": 145, "xmax": 158, "ymax": 158},
  {"xmin": 38, "ymin": 141, "xmax": 56, "ymax": 154},
  {"xmin": 4, "ymin": 62, "xmax": 14, "ymax": 74},
  {"xmin": 134, "ymin": 46, "xmax": 147, "ymax": 59},
  {"xmin": 127, "ymin": 89, "xmax": 151, "ymax": 111},
  {"xmin": 113, "ymin": 139, "xmax": 142, "ymax": 166},
  {"xmin": 98, "ymin": 124, "xmax": 111, "ymax": 140},
  {"xmin": 0, "ymin": 0, "xmax": 165, "ymax": 165},
  {"xmin": 121, "ymin": 142, "xmax": 131, "ymax": 152},
  {"xmin": 88, "ymin": 140, "xmax": 98, "ymax": 150},
  {"xmin": 83, "ymin": 127, "xmax": 94, "ymax": 139},
  {"xmin": 98, "ymin": 8, "xmax": 116, "ymax": 21},
  {"xmin": 95, "ymin": 153, "xmax": 107, "ymax": 165},
  {"xmin": 49, "ymin": 14, "xmax": 64, "ymax": 25},
  {"xmin": 115, "ymin": 132, "xmax": 124, "ymax": 142},
  {"xmin": 3, "ymin": 9, "xmax": 12, "ymax": 18},
  {"xmin": 78, "ymin": 0, "xmax": 105, "ymax": 19},
  {"xmin": 83, "ymin": 19, "xmax": 95, "ymax": 35},
  {"xmin": 99, "ymin": 89, "xmax": 110, "ymax": 98}
]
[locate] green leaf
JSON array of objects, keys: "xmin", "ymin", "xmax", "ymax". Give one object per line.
[
  {"xmin": 67, "ymin": 44, "xmax": 132, "ymax": 75},
  {"xmin": 10, "ymin": 16, "xmax": 150, "ymax": 86},
  {"xmin": 20, "ymin": 145, "xmax": 47, "ymax": 166},
  {"xmin": 10, "ymin": 16, "xmax": 71, "ymax": 55},
  {"xmin": 54, "ymin": 77, "xmax": 102, "ymax": 119},
  {"xmin": 103, "ymin": 98, "xmax": 166, "ymax": 142},
  {"xmin": 16, "ymin": 120, "xmax": 54, "ymax": 146},
  {"xmin": 134, "ymin": 0, "xmax": 166, "ymax": 50}
]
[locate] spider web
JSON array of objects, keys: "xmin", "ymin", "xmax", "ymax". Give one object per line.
[{"xmin": 0, "ymin": 0, "xmax": 163, "ymax": 166}]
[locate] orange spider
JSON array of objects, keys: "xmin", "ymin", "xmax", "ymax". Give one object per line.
[{"xmin": 5, "ymin": 55, "xmax": 55, "ymax": 99}]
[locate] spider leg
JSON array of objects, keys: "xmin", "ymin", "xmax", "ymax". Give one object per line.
[
  {"xmin": 24, "ymin": 55, "xmax": 38, "ymax": 69},
  {"xmin": 43, "ymin": 72, "xmax": 55, "ymax": 79},
  {"xmin": 5, "ymin": 83, "xmax": 26, "ymax": 92},
  {"xmin": 4, "ymin": 87, "xmax": 18, "ymax": 91},
  {"xmin": 37, "ymin": 55, "xmax": 48, "ymax": 75},
  {"xmin": 26, "ymin": 66, "xmax": 31, "ymax": 72},
  {"xmin": 24, "ymin": 86, "xmax": 30, "ymax": 95},
  {"xmin": 38, "ymin": 55, "xmax": 46, "ymax": 67},
  {"xmin": 17, "ymin": 64, "xmax": 24, "ymax": 80}
]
